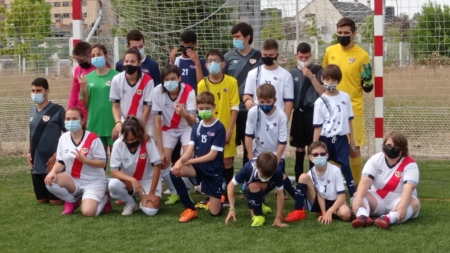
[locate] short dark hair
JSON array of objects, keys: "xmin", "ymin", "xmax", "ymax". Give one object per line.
[
  {"xmin": 205, "ymin": 49, "xmax": 224, "ymax": 62},
  {"xmin": 196, "ymin": 91, "xmax": 215, "ymax": 106},
  {"xmin": 262, "ymin": 39, "xmax": 278, "ymax": 51},
  {"xmin": 384, "ymin": 131, "xmax": 409, "ymax": 156},
  {"xmin": 161, "ymin": 64, "xmax": 181, "ymax": 79},
  {"xmin": 72, "ymin": 42, "xmax": 91, "ymax": 57},
  {"xmin": 231, "ymin": 22, "xmax": 254, "ymax": 45},
  {"xmin": 126, "ymin": 29, "xmax": 145, "ymax": 45},
  {"xmin": 180, "ymin": 31, "xmax": 197, "ymax": 44},
  {"xmin": 90, "ymin": 44, "xmax": 108, "ymax": 55},
  {"xmin": 256, "ymin": 152, "xmax": 278, "ymax": 178},
  {"xmin": 123, "ymin": 47, "xmax": 142, "ymax": 63},
  {"xmin": 337, "ymin": 18, "xmax": 356, "ymax": 33},
  {"xmin": 322, "ymin": 64, "xmax": 342, "ymax": 83},
  {"xmin": 296, "ymin": 42, "xmax": 311, "ymax": 54},
  {"xmin": 122, "ymin": 116, "xmax": 150, "ymax": 143},
  {"xmin": 308, "ymin": 141, "xmax": 328, "ymax": 155},
  {"xmin": 257, "ymin": 83, "xmax": 276, "ymax": 100},
  {"xmin": 31, "ymin": 77, "xmax": 49, "ymax": 90}
]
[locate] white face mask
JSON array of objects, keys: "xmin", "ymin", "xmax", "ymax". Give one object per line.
[
  {"xmin": 298, "ymin": 59, "xmax": 312, "ymax": 68},
  {"xmin": 258, "ymin": 173, "xmax": 272, "ymax": 182}
]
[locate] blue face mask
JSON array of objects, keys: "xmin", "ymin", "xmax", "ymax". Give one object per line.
[
  {"xmin": 313, "ymin": 156, "xmax": 327, "ymax": 167},
  {"xmin": 164, "ymin": 80, "xmax": 179, "ymax": 92},
  {"xmin": 260, "ymin": 104, "xmax": 274, "ymax": 114},
  {"xmin": 208, "ymin": 62, "xmax": 222, "ymax": 75},
  {"xmin": 139, "ymin": 48, "xmax": 146, "ymax": 57},
  {"xmin": 233, "ymin": 39, "xmax": 245, "ymax": 50},
  {"xmin": 91, "ymin": 56, "xmax": 106, "ymax": 69},
  {"xmin": 65, "ymin": 120, "xmax": 82, "ymax": 133},
  {"xmin": 31, "ymin": 93, "xmax": 45, "ymax": 104}
]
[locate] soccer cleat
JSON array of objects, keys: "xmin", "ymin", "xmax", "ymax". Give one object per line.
[
  {"xmin": 375, "ymin": 215, "xmax": 390, "ymax": 229},
  {"xmin": 262, "ymin": 203, "xmax": 272, "ymax": 214},
  {"xmin": 221, "ymin": 195, "xmax": 231, "ymax": 207},
  {"xmin": 351, "ymin": 215, "xmax": 374, "ymax": 228},
  {"xmin": 179, "ymin": 209, "xmax": 198, "ymax": 223},
  {"xmin": 122, "ymin": 202, "xmax": 138, "ymax": 215},
  {"xmin": 195, "ymin": 202, "xmax": 209, "ymax": 210},
  {"xmin": 61, "ymin": 201, "xmax": 79, "ymax": 215},
  {"xmin": 115, "ymin": 200, "xmax": 124, "ymax": 205},
  {"xmin": 251, "ymin": 215, "xmax": 265, "ymax": 227},
  {"xmin": 163, "ymin": 189, "xmax": 171, "ymax": 195},
  {"xmin": 200, "ymin": 196, "xmax": 210, "ymax": 205},
  {"xmin": 102, "ymin": 192, "xmax": 112, "ymax": 213},
  {"xmin": 165, "ymin": 194, "xmax": 180, "ymax": 205},
  {"xmin": 284, "ymin": 209, "xmax": 306, "ymax": 222}
]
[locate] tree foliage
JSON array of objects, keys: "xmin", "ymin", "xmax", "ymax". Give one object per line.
[
  {"xmin": 300, "ymin": 16, "xmax": 325, "ymax": 45},
  {"xmin": 359, "ymin": 15, "xmax": 409, "ymax": 43},
  {"xmin": 261, "ymin": 10, "xmax": 285, "ymax": 40}
]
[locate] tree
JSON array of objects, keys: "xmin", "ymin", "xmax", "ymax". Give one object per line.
[
  {"xmin": 261, "ymin": 10, "xmax": 285, "ymax": 40},
  {"xmin": 300, "ymin": 15, "xmax": 325, "ymax": 45},
  {"xmin": 359, "ymin": 15, "xmax": 407, "ymax": 43},
  {"xmin": 409, "ymin": 2, "xmax": 450, "ymax": 58}
]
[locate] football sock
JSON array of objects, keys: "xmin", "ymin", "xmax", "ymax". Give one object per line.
[
  {"xmin": 108, "ymin": 179, "xmax": 135, "ymax": 204},
  {"xmin": 283, "ymin": 177, "xmax": 296, "ymax": 198},
  {"xmin": 340, "ymin": 163, "xmax": 356, "ymax": 197},
  {"xmin": 46, "ymin": 183, "xmax": 76, "ymax": 203},
  {"xmin": 294, "ymin": 183, "xmax": 307, "ymax": 210},
  {"xmin": 170, "ymin": 171, "xmax": 195, "ymax": 210},
  {"xmin": 294, "ymin": 151, "xmax": 306, "ymax": 181},
  {"xmin": 388, "ymin": 205, "xmax": 413, "ymax": 224},
  {"xmin": 96, "ymin": 194, "xmax": 108, "ymax": 216},
  {"xmin": 247, "ymin": 191, "xmax": 264, "ymax": 216},
  {"xmin": 161, "ymin": 167, "xmax": 177, "ymax": 194},
  {"xmin": 350, "ymin": 157, "xmax": 363, "ymax": 185},
  {"xmin": 223, "ymin": 167, "xmax": 234, "ymax": 200},
  {"xmin": 243, "ymin": 148, "xmax": 249, "ymax": 166},
  {"xmin": 355, "ymin": 197, "xmax": 370, "ymax": 217}
]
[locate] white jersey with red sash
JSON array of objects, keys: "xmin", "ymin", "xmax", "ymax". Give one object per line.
[
  {"xmin": 109, "ymin": 138, "xmax": 162, "ymax": 181},
  {"xmin": 56, "ymin": 131, "xmax": 107, "ymax": 182},
  {"xmin": 151, "ymin": 83, "xmax": 196, "ymax": 131},
  {"xmin": 362, "ymin": 152, "xmax": 419, "ymax": 202}
]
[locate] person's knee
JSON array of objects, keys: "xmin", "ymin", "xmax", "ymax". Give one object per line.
[
  {"xmin": 141, "ymin": 206, "xmax": 159, "ymax": 216},
  {"xmin": 37, "ymin": 199, "xmax": 48, "ymax": 204},
  {"xmin": 81, "ymin": 207, "xmax": 97, "ymax": 217},
  {"xmin": 49, "ymin": 199, "xmax": 63, "ymax": 205},
  {"xmin": 108, "ymin": 179, "xmax": 122, "ymax": 190},
  {"xmin": 339, "ymin": 206, "xmax": 352, "ymax": 221},
  {"xmin": 296, "ymin": 147, "xmax": 305, "ymax": 152},
  {"xmin": 298, "ymin": 173, "xmax": 310, "ymax": 183},
  {"xmin": 224, "ymin": 158, "xmax": 233, "ymax": 168},
  {"xmin": 411, "ymin": 197, "xmax": 421, "ymax": 213}
]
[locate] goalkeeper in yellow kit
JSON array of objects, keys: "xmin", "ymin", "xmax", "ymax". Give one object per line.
[{"xmin": 323, "ymin": 18, "xmax": 373, "ymax": 186}]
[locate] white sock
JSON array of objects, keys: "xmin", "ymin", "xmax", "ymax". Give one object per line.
[
  {"xmin": 46, "ymin": 183, "xmax": 76, "ymax": 203},
  {"xmin": 96, "ymin": 194, "xmax": 108, "ymax": 216},
  {"xmin": 161, "ymin": 167, "xmax": 177, "ymax": 194},
  {"xmin": 388, "ymin": 206, "xmax": 413, "ymax": 224},
  {"xmin": 108, "ymin": 179, "xmax": 135, "ymax": 203},
  {"xmin": 355, "ymin": 197, "xmax": 370, "ymax": 217}
]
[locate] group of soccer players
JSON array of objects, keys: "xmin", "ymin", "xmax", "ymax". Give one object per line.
[{"xmin": 27, "ymin": 17, "xmax": 420, "ymax": 229}]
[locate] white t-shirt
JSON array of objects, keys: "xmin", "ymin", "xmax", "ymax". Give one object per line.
[
  {"xmin": 362, "ymin": 152, "xmax": 419, "ymax": 202},
  {"xmin": 109, "ymin": 138, "xmax": 162, "ymax": 181},
  {"xmin": 56, "ymin": 131, "xmax": 106, "ymax": 182},
  {"xmin": 109, "ymin": 72, "xmax": 154, "ymax": 131},
  {"xmin": 244, "ymin": 65, "xmax": 294, "ymax": 110},
  {"xmin": 313, "ymin": 91, "xmax": 354, "ymax": 137},
  {"xmin": 245, "ymin": 106, "xmax": 287, "ymax": 158},
  {"xmin": 151, "ymin": 83, "xmax": 196, "ymax": 131},
  {"xmin": 308, "ymin": 163, "xmax": 346, "ymax": 201}
]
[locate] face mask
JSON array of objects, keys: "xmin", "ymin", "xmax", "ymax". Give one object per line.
[
  {"xmin": 91, "ymin": 56, "xmax": 106, "ymax": 69},
  {"xmin": 298, "ymin": 60, "xmax": 311, "ymax": 68},
  {"xmin": 258, "ymin": 173, "xmax": 272, "ymax": 182},
  {"xmin": 323, "ymin": 83, "xmax": 337, "ymax": 91},
  {"xmin": 261, "ymin": 56, "xmax": 277, "ymax": 66},
  {"xmin": 180, "ymin": 45, "xmax": 194, "ymax": 55},
  {"xmin": 123, "ymin": 140, "xmax": 140, "ymax": 149},
  {"xmin": 233, "ymin": 39, "xmax": 245, "ymax": 50},
  {"xmin": 139, "ymin": 48, "xmax": 146, "ymax": 57},
  {"xmin": 164, "ymin": 80, "xmax": 179, "ymax": 92},
  {"xmin": 208, "ymin": 62, "xmax": 222, "ymax": 75},
  {"xmin": 313, "ymin": 156, "xmax": 327, "ymax": 167},
  {"xmin": 31, "ymin": 93, "xmax": 45, "ymax": 104},
  {"xmin": 124, "ymin": 65, "xmax": 139, "ymax": 75},
  {"xmin": 382, "ymin": 145, "xmax": 401, "ymax": 159},
  {"xmin": 260, "ymin": 104, "xmax": 274, "ymax": 114},
  {"xmin": 65, "ymin": 120, "xmax": 82, "ymax": 133},
  {"xmin": 337, "ymin": 35, "xmax": 352, "ymax": 47},
  {"xmin": 79, "ymin": 61, "xmax": 92, "ymax": 69},
  {"xmin": 198, "ymin": 110, "xmax": 213, "ymax": 120}
]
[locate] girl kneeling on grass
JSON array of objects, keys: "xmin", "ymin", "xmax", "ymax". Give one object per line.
[
  {"xmin": 108, "ymin": 116, "xmax": 162, "ymax": 216},
  {"xmin": 45, "ymin": 106, "xmax": 111, "ymax": 216}
]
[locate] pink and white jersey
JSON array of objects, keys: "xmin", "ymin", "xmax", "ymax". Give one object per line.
[
  {"xmin": 56, "ymin": 131, "xmax": 106, "ymax": 182},
  {"xmin": 363, "ymin": 152, "xmax": 419, "ymax": 201},
  {"xmin": 109, "ymin": 72, "xmax": 154, "ymax": 130},
  {"xmin": 151, "ymin": 83, "xmax": 196, "ymax": 131},
  {"xmin": 109, "ymin": 138, "xmax": 162, "ymax": 181}
]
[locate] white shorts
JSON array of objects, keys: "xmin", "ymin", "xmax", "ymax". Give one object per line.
[
  {"xmin": 73, "ymin": 178, "xmax": 107, "ymax": 202},
  {"xmin": 162, "ymin": 128, "xmax": 191, "ymax": 149},
  {"xmin": 369, "ymin": 190, "xmax": 419, "ymax": 217}
]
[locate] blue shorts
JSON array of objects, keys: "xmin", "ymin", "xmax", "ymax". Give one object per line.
[
  {"xmin": 307, "ymin": 195, "xmax": 336, "ymax": 212},
  {"xmin": 319, "ymin": 135, "xmax": 350, "ymax": 166},
  {"xmin": 193, "ymin": 164, "xmax": 223, "ymax": 199}
]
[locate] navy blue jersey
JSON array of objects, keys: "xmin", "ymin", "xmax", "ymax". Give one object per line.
[
  {"xmin": 190, "ymin": 119, "xmax": 225, "ymax": 176},
  {"xmin": 232, "ymin": 159, "xmax": 284, "ymax": 190},
  {"xmin": 174, "ymin": 56, "xmax": 208, "ymax": 93},
  {"xmin": 116, "ymin": 55, "xmax": 161, "ymax": 87}
]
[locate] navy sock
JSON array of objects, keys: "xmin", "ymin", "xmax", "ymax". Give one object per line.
[
  {"xmin": 243, "ymin": 148, "xmax": 249, "ymax": 166},
  {"xmin": 294, "ymin": 151, "xmax": 305, "ymax": 181},
  {"xmin": 223, "ymin": 167, "xmax": 234, "ymax": 200},
  {"xmin": 247, "ymin": 191, "xmax": 264, "ymax": 216},
  {"xmin": 341, "ymin": 163, "xmax": 356, "ymax": 197},
  {"xmin": 170, "ymin": 172, "xmax": 195, "ymax": 210},
  {"xmin": 283, "ymin": 177, "xmax": 296, "ymax": 198},
  {"xmin": 294, "ymin": 183, "xmax": 307, "ymax": 210}
]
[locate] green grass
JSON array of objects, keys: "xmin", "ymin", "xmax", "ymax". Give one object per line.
[{"xmin": 1, "ymin": 158, "xmax": 450, "ymax": 253}]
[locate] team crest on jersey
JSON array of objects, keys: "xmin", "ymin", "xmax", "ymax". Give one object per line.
[
  {"xmin": 207, "ymin": 132, "xmax": 215, "ymax": 137},
  {"xmin": 223, "ymin": 88, "xmax": 228, "ymax": 92},
  {"xmin": 342, "ymin": 101, "xmax": 346, "ymax": 105},
  {"xmin": 42, "ymin": 115, "xmax": 50, "ymax": 122},
  {"xmin": 273, "ymin": 77, "xmax": 279, "ymax": 81},
  {"xmin": 273, "ymin": 122, "xmax": 277, "ymax": 127},
  {"xmin": 349, "ymin": 58, "xmax": 356, "ymax": 63},
  {"xmin": 106, "ymin": 81, "xmax": 111, "ymax": 86},
  {"xmin": 249, "ymin": 59, "xmax": 257, "ymax": 64},
  {"xmin": 137, "ymin": 89, "xmax": 143, "ymax": 95},
  {"xmin": 395, "ymin": 171, "xmax": 403, "ymax": 178},
  {"xmin": 294, "ymin": 77, "xmax": 299, "ymax": 81},
  {"xmin": 30, "ymin": 117, "xmax": 33, "ymax": 122},
  {"xmin": 232, "ymin": 60, "xmax": 238, "ymax": 64},
  {"xmin": 81, "ymin": 148, "xmax": 89, "ymax": 154},
  {"xmin": 139, "ymin": 153, "xmax": 147, "ymax": 159},
  {"xmin": 142, "ymin": 69, "xmax": 149, "ymax": 73}
]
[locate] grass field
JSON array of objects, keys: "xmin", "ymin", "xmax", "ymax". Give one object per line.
[{"xmin": 1, "ymin": 157, "xmax": 450, "ymax": 253}]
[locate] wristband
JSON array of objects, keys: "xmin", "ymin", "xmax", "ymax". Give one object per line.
[
  {"xmin": 115, "ymin": 121, "xmax": 122, "ymax": 125},
  {"xmin": 229, "ymin": 208, "xmax": 236, "ymax": 211}
]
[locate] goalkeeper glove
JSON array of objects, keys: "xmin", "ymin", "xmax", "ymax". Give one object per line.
[{"xmin": 361, "ymin": 63, "xmax": 373, "ymax": 87}]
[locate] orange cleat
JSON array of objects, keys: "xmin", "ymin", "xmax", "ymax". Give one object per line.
[
  {"xmin": 284, "ymin": 209, "xmax": 307, "ymax": 222},
  {"xmin": 179, "ymin": 209, "xmax": 198, "ymax": 223}
]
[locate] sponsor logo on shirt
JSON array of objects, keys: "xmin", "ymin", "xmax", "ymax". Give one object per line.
[
  {"xmin": 349, "ymin": 57, "xmax": 356, "ymax": 63},
  {"xmin": 42, "ymin": 115, "xmax": 50, "ymax": 122},
  {"xmin": 294, "ymin": 77, "xmax": 299, "ymax": 81},
  {"xmin": 232, "ymin": 60, "xmax": 238, "ymax": 64},
  {"xmin": 89, "ymin": 83, "xmax": 94, "ymax": 87},
  {"xmin": 190, "ymin": 65, "xmax": 196, "ymax": 69},
  {"xmin": 30, "ymin": 117, "xmax": 33, "ymax": 122},
  {"xmin": 207, "ymin": 132, "xmax": 215, "ymax": 137},
  {"xmin": 249, "ymin": 59, "xmax": 257, "ymax": 64}
]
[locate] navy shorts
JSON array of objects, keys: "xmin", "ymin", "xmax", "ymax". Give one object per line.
[
  {"xmin": 319, "ymin": 135, "xmax": 350, "ymax": 166},
  {"xmin": 307, "ymin": 195, "xmax": 336, "ymax": 212},
  {"xmin": 193, "ymin": 164, "xmax": 223, "ymax": 199}
]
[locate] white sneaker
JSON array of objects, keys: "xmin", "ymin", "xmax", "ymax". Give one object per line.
[
  {"xmin": 122, "ymin": 202, "xmax": 137, "ymax": 215},
  {"xmin": 163, "ymin": 189, "xmax": 171, "ymax": 195}
]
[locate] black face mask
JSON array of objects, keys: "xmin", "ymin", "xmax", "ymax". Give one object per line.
[
  {"xmin": 180, "ymin": 45, "xmax": 194, "ymax": 55},
  {"xmin": 79, "ymin": 61, "xmax": 92, "ymax": 69},
  {"xmin": 124, "ymin": 65, "xmax": 139, "ymax": 75},
  {"xmin": 261, "ymin": 56, "xmax": 277, "ymax": 66},
  {"xmin": 123, "ymin": 140, "xmax": 140, "ymax": 149},
  {"xmin": 382, "ymin": 145, "xmax": 401, "ymax": 159},
  {"xmin": 337, "ymin": 36, "xmax": 352, "ymax": 47}
]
